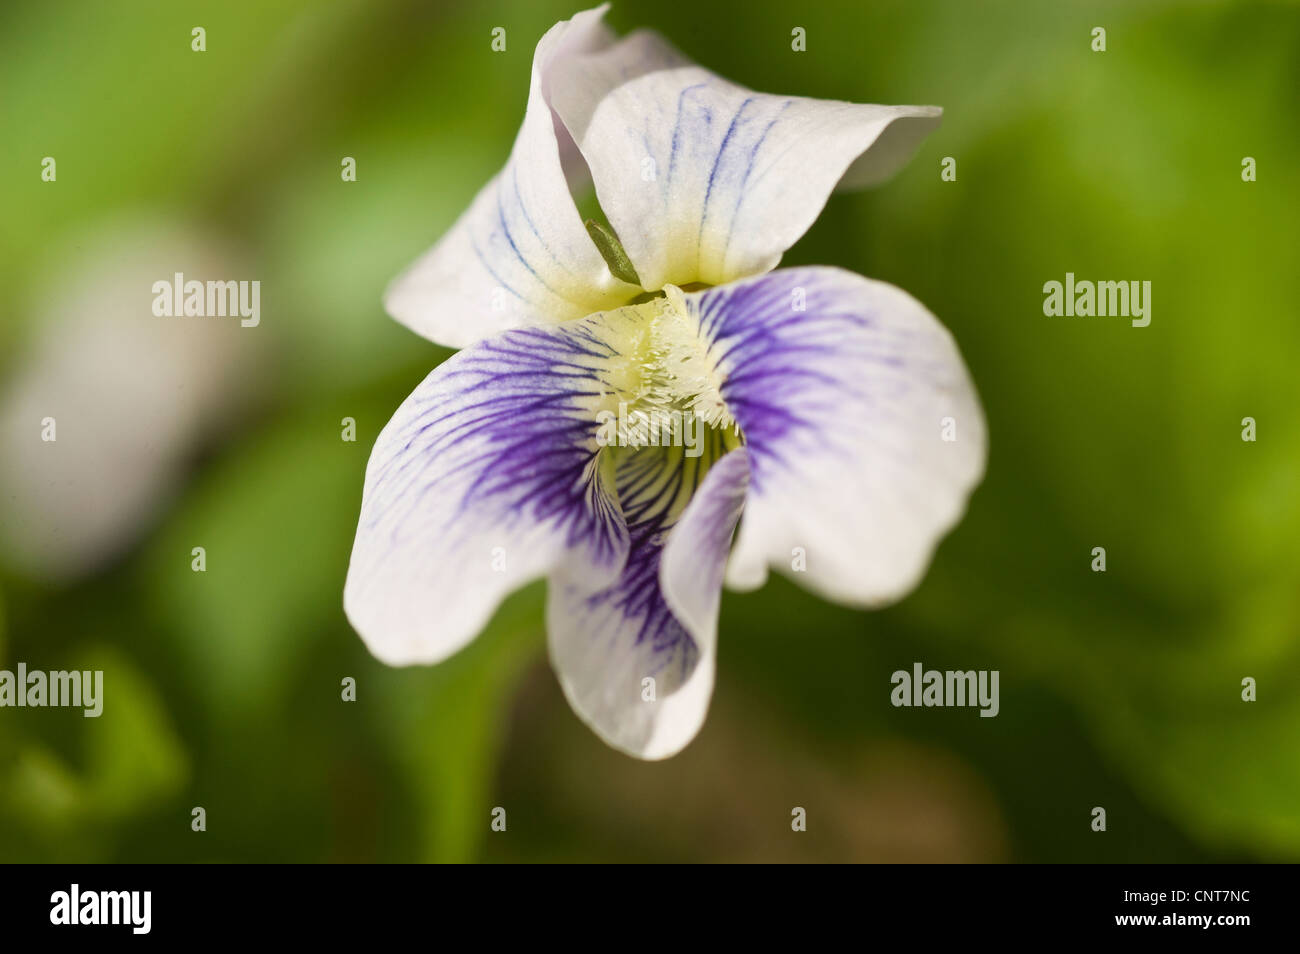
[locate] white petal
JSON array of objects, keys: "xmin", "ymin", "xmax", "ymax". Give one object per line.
[
  {"xmin": 680, "ymin": 267, "xmax": 985, "ymax": 606},
  {"xmin": 383, "ymin": 5, "xmax": 640, "ymax": 349},
  {"xmin": 344, "ymin": 323, "xmax": 632, "ymax": 666},
  {"xmin": 549, "ymin": 31, "xmax": 940, "ymax": 291},
  {"xmin": 548, "ymin": 440, "xmax": 746, "ymax": 759}
]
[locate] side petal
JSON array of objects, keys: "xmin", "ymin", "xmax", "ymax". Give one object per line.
[
  {"xmin": 549, "ymin": 30, "xmax": 940, "ymax": 291},
  {"xmin": 683, "ymin": 267, "xmax": 986, "ymax": 606},
  {"xmin": 344, "ymin": 323, "xmax": 633, "ymax": 666},
  {"xmin": 548, "ymin": 440, "xmax": 746, "ymax": 759},
  {"xmin": 383, "ymin": 5, "xmax": 641, "ymax": 349}
]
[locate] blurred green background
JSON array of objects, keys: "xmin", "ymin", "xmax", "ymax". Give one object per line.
[{"xmin": 1, "ymin": 0, "xmax": 1297, "ymax": 862}]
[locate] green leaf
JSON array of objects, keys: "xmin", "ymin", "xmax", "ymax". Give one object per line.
[
  {"xmin": 370, "ymin": 584, "xmax": 545, "ymax": 863},
  {"xmin": 0, "ymin": 646, "xmax": 186, "ymax": 860},
  {"xmin": 141, "ymin": 404, "xmax": 377, "ymax": 720},
  {"xmin": 81, "ymin": 646, "xmax": 188, "ymax": 820}
]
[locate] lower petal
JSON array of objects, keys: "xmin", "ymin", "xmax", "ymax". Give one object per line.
[{"xmin": 548, "ymin": 439, "xmax": 746, "ymax": 759}]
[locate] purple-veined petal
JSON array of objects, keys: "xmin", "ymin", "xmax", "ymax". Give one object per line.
[
  {"xmin": 548, "ymin": 439, "xmax": 746, "ymax": 759},
  {"xmin": 383, "ymin": 5, "xmax": 641, "ymax": 349},
  {"xmin": 549, "ymin": 31, "xmax": 940, "ymax": 291},
  {"xmin": 682, "ymin": 267, "xmax": 986, "ymax": 606},
  {"xmin": 344, "ymin": 322, "xmax": 633, "ymax": 666},
  {"xmin": 660, "ymin": 448, "xmax": 749, "ymax": 645}
]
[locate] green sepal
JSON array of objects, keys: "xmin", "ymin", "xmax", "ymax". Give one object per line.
[{"xmin": 585, "ymin": 218, "xmax": 642, "ymax": 287}]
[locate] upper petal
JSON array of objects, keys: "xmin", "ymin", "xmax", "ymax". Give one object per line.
[
  {"xmin": 383, "ymin": 5, "xmax": 641, "ymax": 349},
  {"xmin": 681, "ymin": 267, "xmax": 986, "ymax": 606},
  {"xmin": 549, "ymin": 30, "xmax": 940, "ymax": 291},
  {"xmin": 548, "ymin": 439, "xmax": 746, "ymax": 759},
  {"xmin": 344, "ymin": 322, "xmax": 633, "ymax": 666}
]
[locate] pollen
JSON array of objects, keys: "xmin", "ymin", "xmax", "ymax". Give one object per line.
[
  {"xmin": 591, "ymin": 288, "xmax": 740, "ymax": 452},
  {"xmin": 639, "ymin": 285, "xmax": 736, "ymax": 433}
]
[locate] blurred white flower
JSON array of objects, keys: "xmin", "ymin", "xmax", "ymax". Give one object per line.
[{"xmin": 0, "ymin": 222, "xmax": 256, "ymax": 580}]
